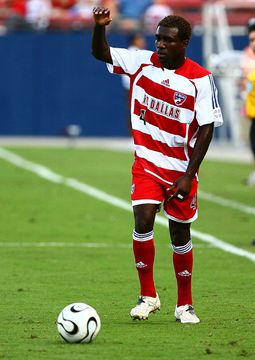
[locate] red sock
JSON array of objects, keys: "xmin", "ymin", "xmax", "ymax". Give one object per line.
[
  {"xmin": 133, "ymin": 230, "xmax": 156, "ymax": 297},
  {"xmin": 172, "ymin": 242, "xmax": 193, "ymax": 306}
]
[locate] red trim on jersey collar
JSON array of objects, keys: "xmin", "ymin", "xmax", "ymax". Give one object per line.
[
  {"xmin": 175, "ymin": 58, "xmax": 211, "ymax": 78},
  {"xmin": 151, "ymin": 53, "xmax": 211, "ymax": 79}
]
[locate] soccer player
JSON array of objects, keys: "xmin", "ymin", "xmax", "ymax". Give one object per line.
[
  {"xmin": 243, "ymin": 19, "xmax": 255, "ymax": 186},
  {"xmin": 92, "ymin": 7, "xmax": 223, "ymax": 324}
]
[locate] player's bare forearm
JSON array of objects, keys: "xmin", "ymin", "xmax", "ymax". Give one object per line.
[
  {"xmin": 185, "ymin": 123, "xmax": 214, "ymax": 178},
  {"xmin": 91, "ymin": 7, "xmax": 113, "ymax": 64},
  {"xmin": 169, "ymin": 123, "xmax": 214, "ymax": 200}
]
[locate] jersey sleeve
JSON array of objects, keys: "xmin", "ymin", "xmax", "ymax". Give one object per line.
[
  {"xmin": 106, "ymin": 47, "xmax": 153, "ymax": 76},
  {"xmin": 194, "ymin": 74, "xmax": 223, "ymax": 127}
]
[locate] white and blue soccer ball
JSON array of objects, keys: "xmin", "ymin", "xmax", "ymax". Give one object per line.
[{"xmin": 57, "ymin": 303, "xmax": 101, "ymax": 343}]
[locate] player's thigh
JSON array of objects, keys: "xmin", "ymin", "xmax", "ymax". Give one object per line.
[
  {"xmin": 131, "ymin": 170, "xmax": 165, "ymax": 205},
  {"xmin": 133, "ymin": 204, "xmax": 159, "ymax": 233},
  {"xmin": 131, "ymin": 171, "xmax": 164, "ymax": 233}
]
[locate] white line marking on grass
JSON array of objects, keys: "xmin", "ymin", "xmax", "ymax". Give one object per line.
[
  {"xmin": 199, "ymin": 190, "xmax": 255, "ymax": 216},
  {"xmin": 0, "ymin": 242, "xmax": 132, "ymax": 248},
  {"xmin": 0, "ymin": 242, "xmax": 209, "ymax": 249},
  {"xmin": 155, "ymin": 216, "xmax": 255, "ymax": 262},
  {"xmin": 0, "ymin": 147, "xmax": 255, "ymax": 263}
]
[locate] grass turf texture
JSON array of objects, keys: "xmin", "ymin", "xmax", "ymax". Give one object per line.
[{"xmin": 0, "ymin": 147, "xmax": 255, "ymax": 360}]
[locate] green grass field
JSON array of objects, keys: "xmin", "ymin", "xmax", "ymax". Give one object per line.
[{"xmin": 1, "ymin": 146, "xmax": 255, "ymax": 360}]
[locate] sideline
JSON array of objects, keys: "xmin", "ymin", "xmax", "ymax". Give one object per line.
[{"xmin": 0, "ymin": 147, "xmax": 255, "ymax": 263}]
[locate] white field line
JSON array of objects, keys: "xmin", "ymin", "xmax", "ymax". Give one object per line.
[
  {"xmin": 0, "ymin": 147, "xmax": 255, "ymax": 263},
  {"xmin": 199, "ymin": 190, "xmax": 255, "ymax": 216},
  {"xmin": 0, "ymin": 241, "xmax": 209, "ymax": 249},
  {"xmin": 0, "ymin": 242, "xmax": 131, "ymax": 248}
]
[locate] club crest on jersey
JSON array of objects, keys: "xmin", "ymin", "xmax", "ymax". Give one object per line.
[
  {"xmin": 190, "ymin": 194, "xmax": 197, "ymax": 210},
  {"xmin": 174, "ymin": 92, "xmax": 187, "ymax": 106}
]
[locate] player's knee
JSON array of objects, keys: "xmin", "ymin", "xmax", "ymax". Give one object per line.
[
  {"xmin": 169, "ymin": 220, "xmax": 191, "ymax": 246},
  {"xmin": 135, "ymin": 220, "xmax": 153, "ymax": 233}
]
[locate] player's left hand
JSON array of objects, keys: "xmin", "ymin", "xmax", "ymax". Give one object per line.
[{"xmin": 167, "ymin": 174, "xmax": 193, "ymax": 201}]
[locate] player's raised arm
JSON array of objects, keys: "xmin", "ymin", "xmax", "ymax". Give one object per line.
[{"xmin": 91, "ymin": 7, "xmax": 113, "ymax": 64}]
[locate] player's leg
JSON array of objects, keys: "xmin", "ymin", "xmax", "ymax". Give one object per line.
[
  {"xmin": 247, "ymin": 120, "xmax": 255, "ymax": 185},
  {"xmin": 164, "ymin": 179, "xmax": 199, "ymax": 323},
  {"xmin": 130, "ymin": 166, "xmax": 164, "ymax": 320},
  {"xmin": 169, "ymin": 220, "xmax": 193, "ymax": 306},
  {"xmin": 130, "ymin": 204, "xmax": 160, "ymax": 320},
  {"xmin": 169, "ymin": 220, "xmax": 200, "ymax": 323},
  {"xmin": 133, "ymin": 203, "xmax": 158, "ymax": 297},
  {"xmin": 249, "ymin": 119, "xmax": 255, "ymax": 159},
  {"xmin": 169, "ymin": 220, "xmax": 199, "ymax": 323}
]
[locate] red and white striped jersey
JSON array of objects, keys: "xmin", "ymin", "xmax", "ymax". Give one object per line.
[{"xmin": 107, "ymin": 48, "xmax": 223, "ymax": 184}]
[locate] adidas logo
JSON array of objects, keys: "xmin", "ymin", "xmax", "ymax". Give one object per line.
[
  {"xmin": 136, "ymin": 261, "xmax": 147, "ymax": 269},
  {"xmin": 178, "ymin": 270, "xmax": 191, "ymax": 277},
  {"xmin": 161, "ymin": 79, "xmax": 170, "ymax": 87}
]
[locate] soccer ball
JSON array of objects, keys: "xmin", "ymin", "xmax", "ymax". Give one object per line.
[{"xmin": 57, "ymin": 303, "xmax": 101, "ymax": 343}]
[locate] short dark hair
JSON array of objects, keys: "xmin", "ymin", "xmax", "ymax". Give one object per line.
[
  {"xmin": 248, "ymin": 18, "xmax": 255, "ymax": 34},
  {"xmin": 157, "ymin": 15, "xmax": 192, "ymax": 41}
]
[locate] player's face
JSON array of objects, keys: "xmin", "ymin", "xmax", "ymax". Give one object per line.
[
  {"xmin": 249, "ymin": 30, "xmax": 255, "ymax": 54},
  {"xmin": 155, "ymin": 26, "xmax": 188, "ymax": 69}
]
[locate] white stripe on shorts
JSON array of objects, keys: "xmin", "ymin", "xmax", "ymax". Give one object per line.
[
  {"xmin": 164, "ymin": 210, "xmax": 198, "ymax": 224},
  {"xmin": 132, "ymin": 199, "xmax": 161, "ymax": 206}
]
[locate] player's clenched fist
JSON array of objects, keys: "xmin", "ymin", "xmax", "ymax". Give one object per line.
[{"xmin": 93, "ymin": 7, "xmax": 112, "ymax": 26}]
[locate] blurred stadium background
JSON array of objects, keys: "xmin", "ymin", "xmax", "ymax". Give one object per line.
[
  {"xmin": 0, "ymin": 0, "xmax": 254, "ymax": 153},
  {"xmin": 1, "ymin": 3, "xmax": 255, "ymax": 358}
]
